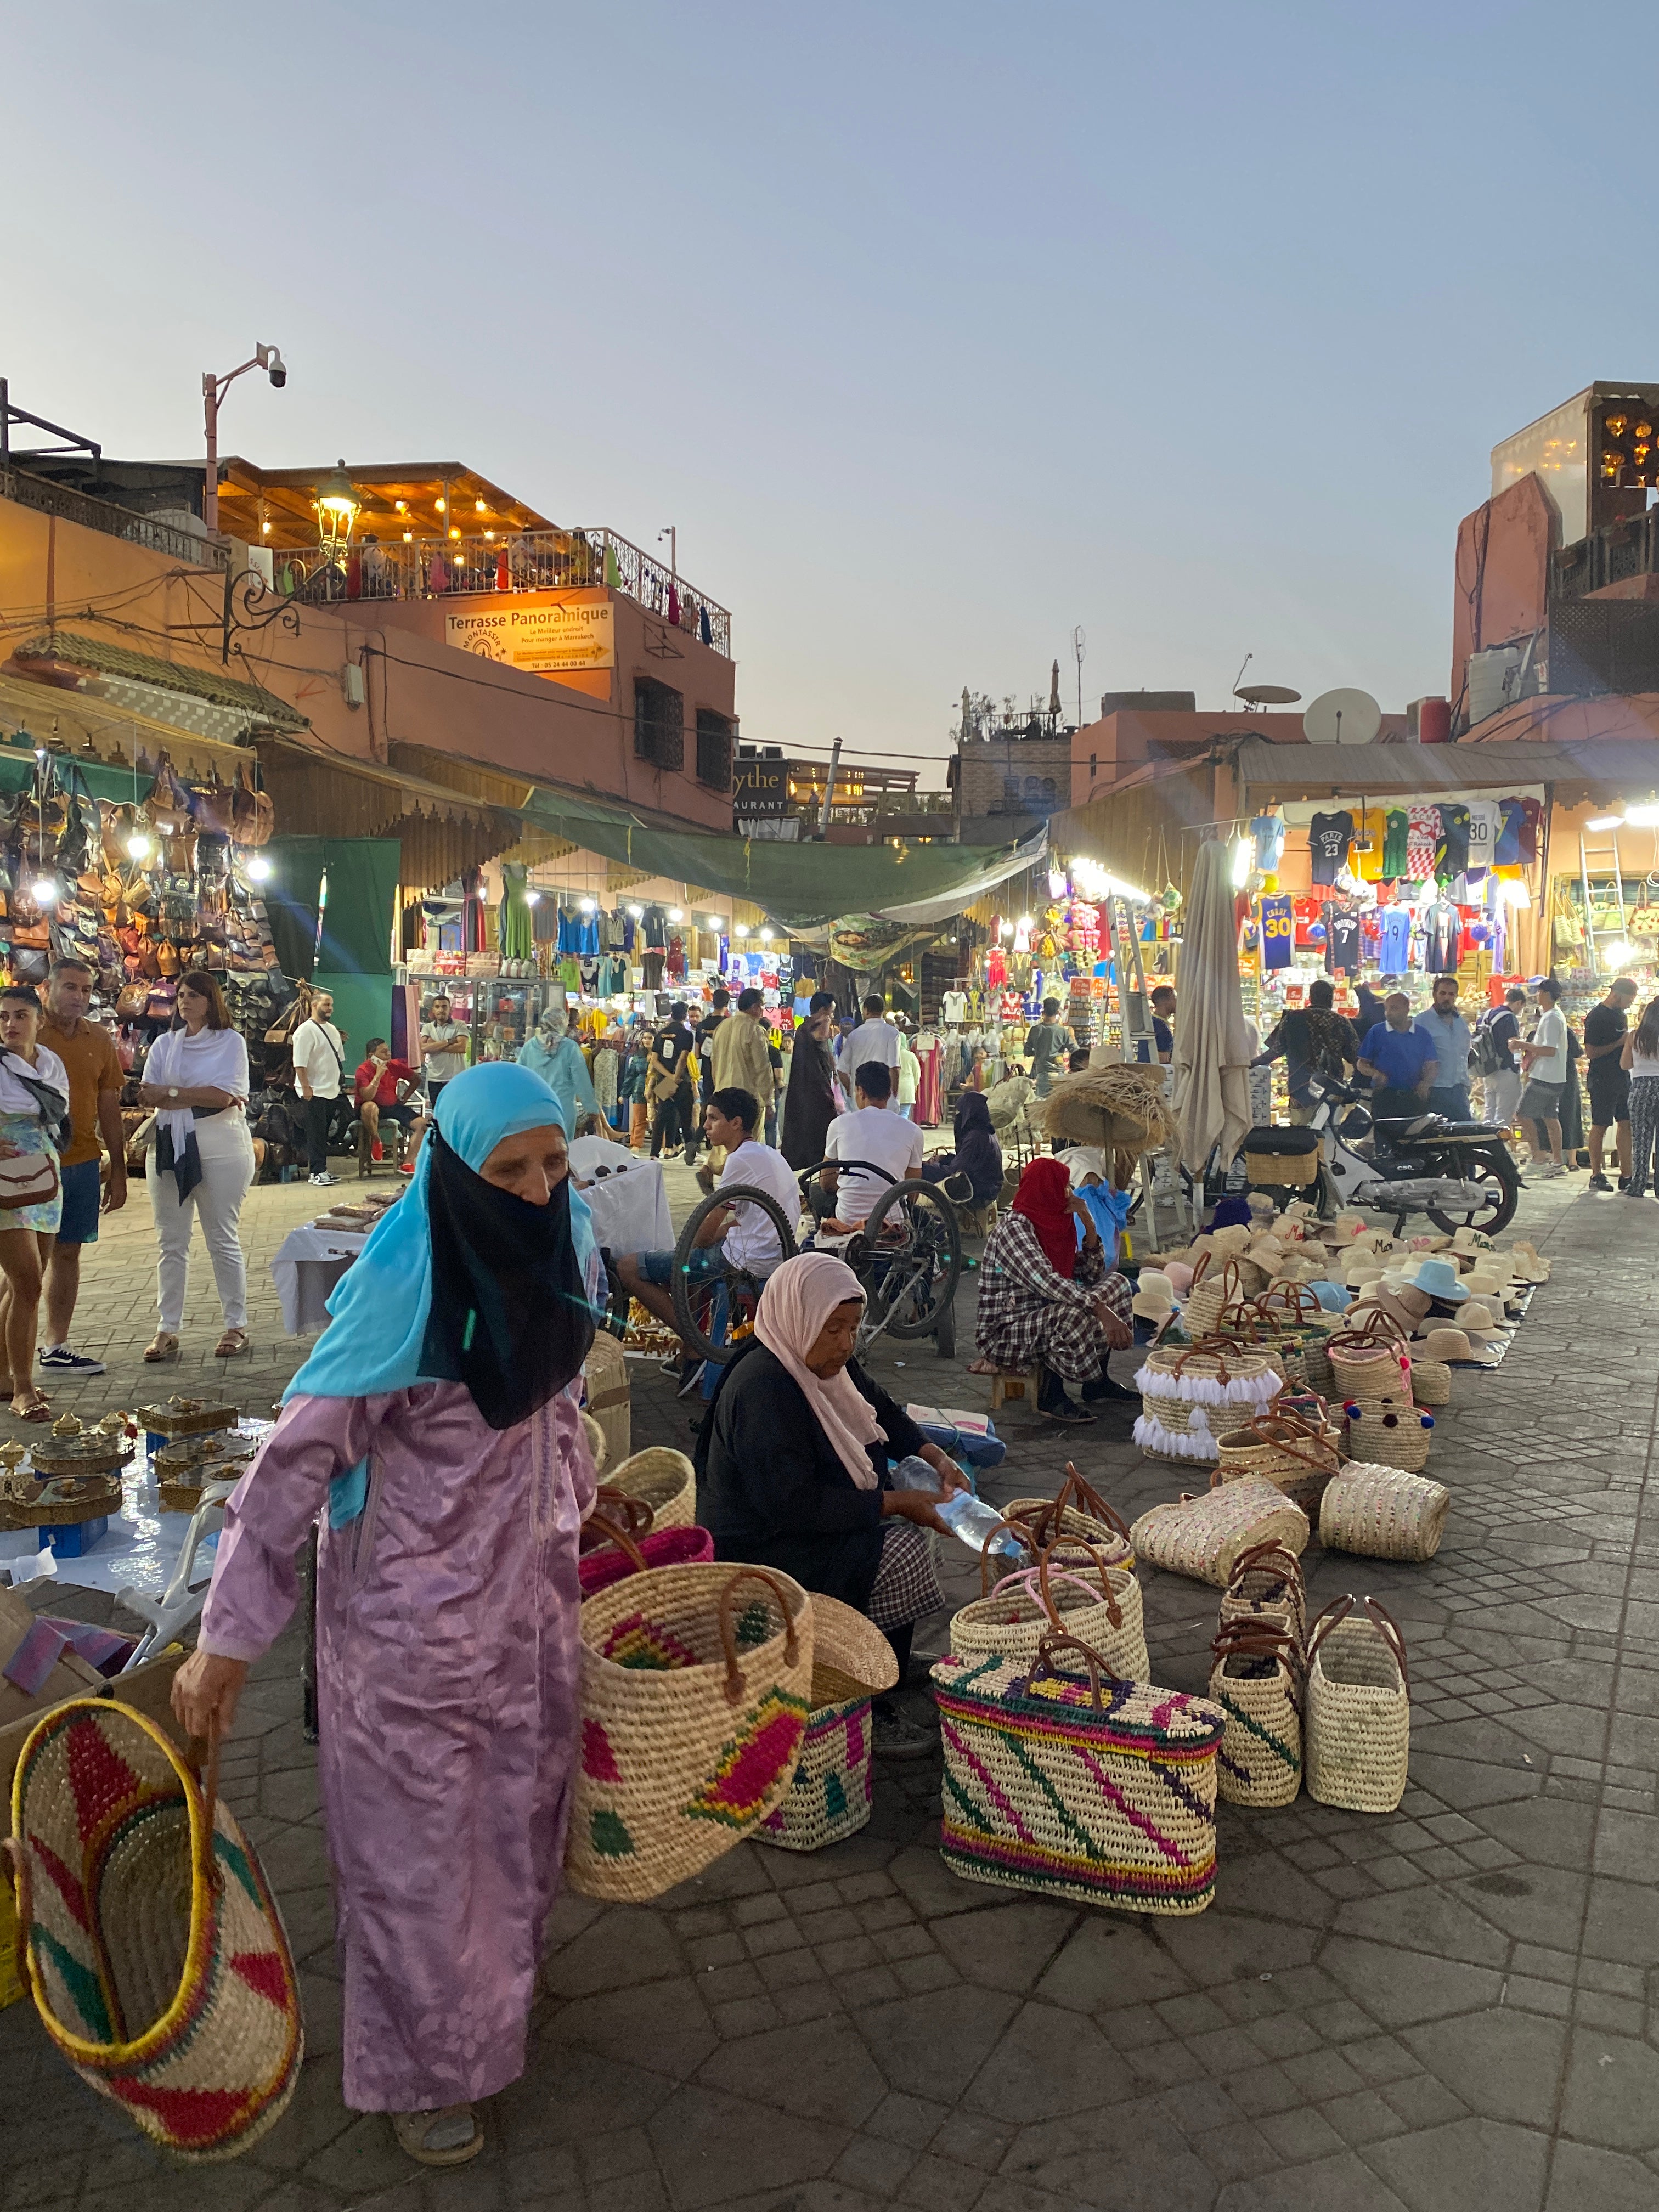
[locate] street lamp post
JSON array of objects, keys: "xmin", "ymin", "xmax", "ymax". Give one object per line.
[{"xmin": 202, "ymin": 343, "xmax": 287, "ymax": 536}]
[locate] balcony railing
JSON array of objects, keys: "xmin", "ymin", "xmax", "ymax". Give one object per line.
[
  {"xmin": 274, "ymin": 525, "xmax": 732, "ymax": 656},
  {"xmin": 0, "ymin": 466, "xmax": 230, "ymax": 571}
]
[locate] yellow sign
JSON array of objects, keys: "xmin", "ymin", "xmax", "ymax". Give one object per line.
[{"xmin": 445, "ymin": 596, "xmax": 614, "ymax": 674}]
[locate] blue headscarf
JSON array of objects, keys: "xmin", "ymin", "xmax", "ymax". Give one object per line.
[{"xmin": 284, "ymin": 1063, "xmax": 598, "ymax": 1523}]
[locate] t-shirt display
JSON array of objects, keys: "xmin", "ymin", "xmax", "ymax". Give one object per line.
[
  {"xmin": 1434, "ymin": 804, "xmax": 1470, "ymax": 883},
  {"xmin": 1352, "ymin": 808, "xmax": 1389, "ymax": 882},
  {"xmin": 1382, "ymin": 810, "xmax": 1409, "ymax": 879},
  {"xmin": 1406, "ymin": 806, "xmax": 1440, "ymax": 879},
  {"xmin": 1325, "ymin": 910, "xmax": 1362, "ymax": 974},
  {"xmin": 1464, "ymin": 798, "xmax": 1500, "ymax": 872},
  {"xmin": 1308, "ymin": 811, "xmax": 1355, "ymax": 885},
  {"xmin": 1377, "ymin": 907, "xmax": 1413, "ymax": 971},
  {"xmin": 1250, "ymin": 811, "xmax": 1286, "ymax": 871},
  {"xmin": 824, "ymin": 1105, "xmax": 925, "ymax": 1225}
]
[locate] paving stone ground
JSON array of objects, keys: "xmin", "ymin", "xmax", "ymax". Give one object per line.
[{"xmin": 3, "ymin": 1156, "xmax": 1656, "ymax": 2211}]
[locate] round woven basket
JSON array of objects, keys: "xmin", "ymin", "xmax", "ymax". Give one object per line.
[
  {"xmin": 1213, "ymin": 1408, "xmax": 1342, "ymax": 1521},
  {"xmin": 1128, "ymin": 1480, "xmax": 1310, "ymax": 1589},
  {"xmin": 1409, "ymin": 1358, "xmax": 1451, "ymax": 1408},
  {"xmin": 1342, "ymin": 1395, "xmax": 1434, "ymax": 1473},
  {"xmin": 1320, "ymin": 1463, "xmax": 1449, "ymax": 1561},
  {"xmin": 6, "ymin": 1702, "xmax": 302, "ymax": 2160},
  {"xmin": 1002, "ymin": 1466, "xmax": 1135, "ymax": 1568},
  {"xmin": 601, "ymin": 1446, "xmax": 696, "ymax": 1530},
  {"xmin": 1305, "ymin": 1596, "xmax": 1410, "ymax": 1814},
  {"xmin": 1327, "ymin": 1321, "xmax": 1413, "ymax": 1409},
  {"xmin": 1185, "ymin": 1256, "xmax": 1255, "ymax": 1338}
]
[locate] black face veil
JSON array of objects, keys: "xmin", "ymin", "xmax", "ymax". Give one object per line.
[{"xmin": 419, "ymin": 1129, "xmax": 595, "ymax": 1430}]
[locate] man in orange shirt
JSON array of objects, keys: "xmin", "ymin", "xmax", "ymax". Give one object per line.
[{"xmin": 38, "ymin": 957, "xmax": 127, "ymax": 1376}]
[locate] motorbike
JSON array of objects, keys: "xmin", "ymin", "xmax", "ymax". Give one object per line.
[{"xmin": 1291, "ymin": 1074, "xmax": 1521, "ymax": 1236}]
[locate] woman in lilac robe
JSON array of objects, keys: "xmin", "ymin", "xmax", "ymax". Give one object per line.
[{"xmin": 174, "ymin": 1065, "xmax": 601, "ymax": 2168}]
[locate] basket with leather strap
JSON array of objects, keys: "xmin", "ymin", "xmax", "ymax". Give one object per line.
[
  {"xmin": 1341, "ymin": 1394, "xmax": 1434, "ymax": 1472},
  {"xmin": 1319, "ymin": 1463, "xmax": 1450, "ymax": 1562},
  {"xmin": 1327, "ymin": 1318, "xmax": 1413, "ymax": 1408},
  {"xmin": 1212, "ymin": 1402, "xmax": 1342, "ymax": 1520},
  {"xmin": 1002, "ymin": 1465, "xmax": 1135, "ymax": 1567},
  {"xmin": 949, "ymin": 1537, "xmax": 1149, "ymax": 1680},
  {"xmin": 599, "ymin": 1446, "xmax": 696, "ymax": 1531},
  {"xmin": 1184, "ymin": 1254, "xmax": 1256, "ymax": 1336},
  {"xmin": 1133, "ymin": 1341, "xmax": 1283, "ymax": 1465},
  {"xmin": 577, "ymin": 1509, "xmax": 716, "ymax": 1598},
  {"xmin": 1209, "ymin": 1619, "xmax": 1303, "ymax": 1808},
  {"xmin": 566, "ymin": 1563, "xmax": 817, "ymax": 1900},
  {"xmin": 755, "ymin": 1631, "xmax": 899, "ymax": 1855},
  {"xmin": 1305, "ymin": 1596, "xmax": 1411, "ymax": 1813},
  {"xmin": 1248, "ymin": 1285, "xmax": 1336, "ymax": 1394},
  {"xmin": 1129, "ymin": 1480, "xmax": 1310, "ymax": 1589},
  {"xmin": 931, "ymin": 1632, "xmax": 1227, "ymax": 1915},
  {"xmin": 582, "ymin": 1331, "xmax": 632, "ymax": 1467},
  {"xmin": 1218, "ymin": 1541, "xmax": 1306, "ymax": 1655},
  {"xmin": 5, "ymin": 1702, "xmax": 302, "ymax": 2160}
]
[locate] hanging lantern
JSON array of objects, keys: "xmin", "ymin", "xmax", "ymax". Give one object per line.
[{"xmin": 313, "ymin": 460, "xmax": 361, "ymax": 557}]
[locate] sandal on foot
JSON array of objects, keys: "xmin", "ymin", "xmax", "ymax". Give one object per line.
[
  {"xmin": 391, "ymin": 2106, "xmax": 482, "ymax": 2166},
  {"xmin": 143, "ymin": 1333, "xmax": 180, "ymax": 1363},
  {"xmin": 11, "ymin": 1391, "xmax": 50, "ymax": 1423},
  {"xmin": 213, "ymin": 1328, "xmax": 250, "ymax": 1358}
]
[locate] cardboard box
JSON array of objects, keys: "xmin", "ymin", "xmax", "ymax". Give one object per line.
[{"xmin": 0, "ymin": 1585, "xmax": 107, "ymax": 1731}]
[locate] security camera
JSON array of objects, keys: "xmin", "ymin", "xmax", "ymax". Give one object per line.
[{"xmin": 257, "ymin": 342, "xmax": 287, "ymax": 390}]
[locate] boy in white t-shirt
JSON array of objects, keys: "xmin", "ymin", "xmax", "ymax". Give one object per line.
[
  {"xmin": 840, "ymin": 995, "xmax": 901, "ymax": 1105},
  {"xmin": 819, "ymin": 1060, "xmax": 924, "ymax": 1228},
  {"xmin": 1517, "ymin": 976, "xmax": 1573, "ymax": 1177}
]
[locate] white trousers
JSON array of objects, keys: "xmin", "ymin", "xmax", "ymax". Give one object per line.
[
  {"xmin": 1480, "ymin": 1069, "xmax": 1522, "ymax": 1129},
  {"xmin": 147, "ymin": 1113, "xmax": 256, "ymax": 1333}
]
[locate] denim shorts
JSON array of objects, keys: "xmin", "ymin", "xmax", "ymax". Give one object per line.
[
  {"xmin": 635, "ymin": 1246, "xmax": 726, "ymax": 1289},
  {"xmin": 57, "ymin": 1157, "xmax": 103, "ymax": 1245}
]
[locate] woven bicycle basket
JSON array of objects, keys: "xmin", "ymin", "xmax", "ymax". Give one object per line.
[
  {"xmin": 567, "ymin": 1562, "xmax": 816, "ymax": 1900},
  {"xmin": 1130, "ymin": 1480, "xmax": 1310, "ymax": 1589},
  {"xmin": 1218, "ymin": 1541, "xmax": 1306, "ymax": 1654},
  {"xmin": 932, "ymin": 1633, "xmax": 1226, "ymax": 1915},
  {"xmin": 5, "ymin": 1701, "xmax": 302, "ymax": 2160},
  {"xmin": 1319, "ymin": 1464, "xmax": 1450, "ymax": 1562},
  {"xmin": 1213, "ymin": 1406, "xmax": 1342, "ymax": 1521},
  {"xmin": 1305, "ymin": 1596, "xmax": 1410, "ymax": 1814},
  {"xmin": 1002, "ymin": 1466, "xmax": 1135, "ymax": 1568},
  {"xmin": 1341, "ymin": 1395, "xmax": 1434, "ymax": 1474},
  {"xmin": 600, "ymin": 1446, "xmax": 696, "ymax": 1531},
  {"xmin": 1133, "ymin": 1343, "xmax": 1282, "ymax": 1465},
  {"xmin": 949, "ymin": 1539, "xmax": 1149, "ymax": 1681},
  {"xmin": 1210, "ymin": 1620, "xmax": 1303, "ymax": 1809}
]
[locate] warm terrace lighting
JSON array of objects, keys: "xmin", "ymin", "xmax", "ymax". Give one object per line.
[
  {"xmin": 1586, "ymin": 812, "xmax": 1625, "ymax": 832},
  {"xmin": 245, "ymin": 855, "xmax": 273, "ymax": 882},
  {"xmin": 313, "ymin": 461, "xmax": 360, "ymax": 555}
]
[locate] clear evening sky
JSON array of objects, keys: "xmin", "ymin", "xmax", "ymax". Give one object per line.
[{"xmin": 7, "ymin": 3, "xmax": 1651, "ymax": 781}]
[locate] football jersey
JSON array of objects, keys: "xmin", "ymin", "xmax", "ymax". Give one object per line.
[
  {"xmin": 1352, "ymin": 808, "xmax": 1389, "ymax": 881},
  {"xmin": 1325, "ymin": 909, "xmax": 1362, "ymax": 974},
  {"xmin": 1308, "ymin": 811, "xmax": 1355, "ymax": 886},
  {"xmin": 1406, "ymin": 806, "xmax": 1440, "ymax": 879},
  {"xmin": 1377, "ymin": 907, "xmax": 1413, "ymax": 971},
  {"xmin": 1383, "ymin": 809, "xmax": 1410, "ymax": 879},
  {"xmin": 1435, "ymin": 804, "xmax": 1470, "ymax": 883},
  {"xmin": 1464, "ymin": 798, "xmax": 1500, "ymax": 873}
]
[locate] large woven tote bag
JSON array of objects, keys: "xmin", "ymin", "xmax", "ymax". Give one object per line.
[
  {"xmin": 5, "ymin": 1702, "xmax": 302, "ymax": 2161},
  {"xmin": 1305, "ymin": 1596, "xmax": 1411, "ymax": 1814},
  {"xmin": 1001, "ymin": 1465, "xmax": 1135, "ymax": 1567},
  {"xmin": 1130, "ymin": 1480, "xmax": 1310, "ymax": 1589},
  {"xmin": 1218, "ymin": 1541, "xmax": 1306, "ymax": 1654},
  {"xmin": 949, "ymin": 1538, "xmax": 1149, "ymax": 1681},
  {"xmin": 931, "ymin": 1633, "xmax": 1226, "ymax": 1915},
  {"xmin": 567, "ymin": 1563, "xmax": 815, "ymax": 1901},
  {"xmin": 600, "ymin": 1446, "xmax": 696, "ymax": 1531},
  {"xmin": 1209, "ymin": 1620, "xmax": 1303, "ymax": 1809}
]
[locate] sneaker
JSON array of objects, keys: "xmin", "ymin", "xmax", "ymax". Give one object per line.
[
  {"xmin": 1588, "ymin": 1173, "xmax": 1612, "ymax": 1191},
  {"xmin": 1618, "ymin": 1177, "xmax": 1632, "ymax": 1191},
  {"xmin": 309, "ymin": 1172, "xmax": 338, "ymax": 1187},
  {"xmin": 872, "ymin": 1705, "xmax": 936, "ymax": 1760},
  {"xmin": 1536, "ymin": 1162, "xmax": 1564, "ymax": 1180},
  {"xmin": 675, "ymin": 1359, "xmax": 706, "ymax": 1400},
  {"xmin": 38, "ymin": 1346, "xmax": 105, "ymax": 1375}
]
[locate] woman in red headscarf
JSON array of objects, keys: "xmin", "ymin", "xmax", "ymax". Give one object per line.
[{"xmin": 974, "ymin": 1155, "xmax": 1133, "ymax": 1424}]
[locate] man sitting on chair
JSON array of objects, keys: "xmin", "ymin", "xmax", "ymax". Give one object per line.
[
  {"xmin": 353, "ymin": 1038, "xmax": 426, "ymax": 1172},
  {"xmin": 817, "ymin": 1062, "xmax": 924, "ymax": 1233}
]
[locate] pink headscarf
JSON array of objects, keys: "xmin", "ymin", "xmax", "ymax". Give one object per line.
[{"xmin": 753, "ymin": 1253, "xmax": 884, "ymax": 1490}]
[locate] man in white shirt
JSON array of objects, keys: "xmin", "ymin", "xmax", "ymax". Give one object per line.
[
  {"xmin": 420, "ymin": 995, "xmax": 470, "ymax": 1101},
  {"xmin": 841, "ymin": 995, "xmax": 901, "ymax": 1107},
  {"xmin": 613, "ymin": 1085, "xmax": 800, "ymax": 1387},
  {"xmin": 290, "ymin": 991, "xmax": 346, "ymax": 1186},
  {"xmin": 819, "ymin": 1060, "xmax": 924, "ymax": 1229},
  {"xmin": 1517, "ymin": 976, "xmax": 1572, "ymax": 1177}
]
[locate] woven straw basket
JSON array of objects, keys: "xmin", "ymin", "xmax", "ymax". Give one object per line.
[
  {"xmin": 932, "ymin": 1633, "xmax": 1226, "ymax": 1915},
  {"xmin": 601, "ymin": 1446, "xmax": 696, "ymax": 1531},
  {"xmin": 1320, "ymin": 1464, "xmax": 1450, "ymax": 1562},
  {"xmin": 1327, "ymin": 1325, "xmax": 1413, "ymax": 1409},
  {"xmin": 577, "ymin": 1510, "xmax": 715, "ymax": 1597},
  {"xmin": 1002, "ymin": 1466, "xmax": 1134, "ymax": 1568},
  {"xmin": 582, "ymin": 1332, "xmax": 632, "ymax": 1467},
  {"xmin": 1408, "ymin": 1358, "xmax": 1451, "ymax": 1408},
  {"xmin": 1184, "ymin": 1256, "xmax": 1256, "ymax": 1337},
  {"xmin": 567, "ymin": 1564, "xmax": 816, "ymax": 1900},
  {"xmin": 1130, "ymin": 1481, "xmax": 1310, "ymax": 1589},
  {"xmin": 1342, "ymin": 1396, "xmax": 1434, "ymax": 1474},
  {"xmin": 1218, "ymin": 1541, "xmax": 1306, "ymax": 1655},
  {"xmin": 6, "ymin": 1702, "xmax": 302, "ymax": 2160},
  {"xmin": 950, "ymin": 1541, "xmax": 1149, "ymax": 1682},
  {"xmin": 1210, "ymin": 1620, "xmax": 1302, "ymax": 1809},
  {"xmin": 1213, "ymin": 1406, "xmax": 1342, "ymax": 1521},
  {"xmin": 1133, "ymin": 1344, "xmax": 1282, "ymax": 1465},
  {"xmin": 756, "ymin": 1685, "xmax": 874, "ymax": 1854},
  {"xmin": 1305, "ymin": 1597, "xmax": 1410, "ymax": 1814}
]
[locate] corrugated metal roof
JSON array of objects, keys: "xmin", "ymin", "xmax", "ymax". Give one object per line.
[
  {"xmin": 9, "ymin": 632, "xmax": 306, "ymax": 731},
  {"xmin": 1232, "ymin": 737, "xmax": 1659, "ymax": 793}
]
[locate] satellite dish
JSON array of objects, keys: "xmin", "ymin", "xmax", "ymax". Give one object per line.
[
  {"xmin": 1303, "ymin": 687, "xmax": 1382, "ymax": 746},
  {"xmin": 1234, "ymin": 682, "xmax": 1302, "ymax": 706}
]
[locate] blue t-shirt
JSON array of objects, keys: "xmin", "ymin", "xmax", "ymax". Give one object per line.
[
  {"xmin": 1359, "ymin": 1022, "xmax": 1437, "ymax": 1093},
  {"xmin": 1134, "ymin": 1018, "xmax": 1174, "ymax": 1064}
]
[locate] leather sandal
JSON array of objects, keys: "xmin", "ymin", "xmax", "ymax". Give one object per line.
[
  {"xmin": 11, "ymin": 1390, "xmax": 51, "ymax": 1423},
  {"xmin": 213, "ymin": 1328, "xmax": 250, "ymax": 1358},
  {"xmin": 143, "ymin": 1333, "xmax": 180, "ymax": 1363},
  {"xmin": 391, "ymin": 2106, "xmax": 482, "ymax": 2166}
]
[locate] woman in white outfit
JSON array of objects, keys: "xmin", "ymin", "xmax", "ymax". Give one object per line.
[
  {"xmin": 0, "ymin": 986, "xmax": 70, "ymax": 1420},
  {"xmin": 141, "ymin": 970, "xmax": 255, "ymax": 1363}
]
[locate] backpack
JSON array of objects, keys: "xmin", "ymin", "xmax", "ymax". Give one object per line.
[{"xmin": 1470, "ymin": 1014, "xmax": 1508, "ymax": 1078}]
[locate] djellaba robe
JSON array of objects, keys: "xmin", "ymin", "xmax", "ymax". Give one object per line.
[
  {"xmin": 780, "ymin": 1025, "xmax": 838, "ymax": 1170},
  {"xmin": 199, "ymin": 1381, "xmax": 595, "ymax": 2113}
]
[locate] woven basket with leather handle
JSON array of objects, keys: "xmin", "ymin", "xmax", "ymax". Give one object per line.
[
  {"xmin": 1305, "ymin": 1596, "xmax": 1410, "ymax": 1813},
  {"xmin": 1210, "ymin": 1618, "xmax": 1303, "ymax": 1808}
]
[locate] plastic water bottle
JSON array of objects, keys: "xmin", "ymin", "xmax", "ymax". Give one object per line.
[{"xmin": 935, "ymin": 1491, "xmax": 1026, "ymax": 1561}]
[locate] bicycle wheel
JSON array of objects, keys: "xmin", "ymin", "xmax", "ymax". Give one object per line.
[
  {"xmin": 860, "ymin": 1178, "xmax": 962, "ymax": 1342},
  {"xmin": 669, "ymin": 1184, "xmax": 800, "ymax": 1364}
]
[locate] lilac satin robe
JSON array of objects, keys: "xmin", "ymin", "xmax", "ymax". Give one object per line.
[{"xmin": 200, "ymin": 1384, "xmax": 595, "ymax": 2112}]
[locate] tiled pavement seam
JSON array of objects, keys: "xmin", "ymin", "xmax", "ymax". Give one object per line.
[{"xmin": 4, "ymin": 1171, "xmax": 1659, "ymax": 2209}]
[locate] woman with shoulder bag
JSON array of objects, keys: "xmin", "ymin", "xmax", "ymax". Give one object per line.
[
  {"xmin": 0, "ymin": 985, "xmax": 70, "ymax": 1420},
  {"xmin": 139, "ymin": 969, "xmax": 256, "ymax": 1363}
]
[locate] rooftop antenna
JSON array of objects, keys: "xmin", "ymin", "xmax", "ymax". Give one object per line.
[{"xmin": 1072, "ymin": 625, "xmax": 1086, "ymax": 731}]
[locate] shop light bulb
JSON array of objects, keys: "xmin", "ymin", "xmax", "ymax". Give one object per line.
[
  {"xmin": 403, "ymin": 531, "xmax": 413, "ymax": 542},
  {"xmin": 1498, "ymin": 877, "xmax": 1531, "ymax": 909},
  {"xmin": 395, "ymin": 500, "xmax": 407, "ymax": 512},
  {"xmin": 524, "ymin": 889, "xmax": 541, "ymax": 907},
  {"xmin": 735, "ymin": 922, "xmax": 750, "ymax": 938},
  {"xmin": 1586, "ymin": 812, "xmax": 1625, "ymax": 832},
  {"xmin": 1230, "ymin": 836, "xmax": 1252, "ymax": 888},
  {"xmin": 245, "ymin": 856, "xmax": 272, "ymax": 882},
  {"xmin": 475, "ymin": 498, "xmax": 487, "ymax": 513},
  {"xmin": 578, "ymin": 897, "xmax": 596, "ymax": 913},
  {"xmin": 627, "ymin": 903, "xmax": 644, "ymax": 919},
  {"xmin": 261, "ymin": 520, "xmax": 272, "ymax": 535},
  {"xmin": 668, "ymin": 908, "xmax": 684, "ymax": 923},
  {"xmin": 125, "ymin": 832, "xmax": 153, "ymax": 861},
  {"xmin": 435, "ymin": 498, "xmax": 446, "ymax": 513},
  {"xmin": 31, "ymin": 876, "xmax": 59, "ymax": 907},
  {"xmin": 1624, "ymin": 802, "xmax": 1659, "ymax": 827},
  {"xmin": 1606, "ymin": 938, "xmax": 1636, "ymax": 967}
]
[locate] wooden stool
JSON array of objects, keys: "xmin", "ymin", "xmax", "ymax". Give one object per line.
[{"xmin": 989, "ymin": 1368, "xmax": 1032, "ymax": 1410}]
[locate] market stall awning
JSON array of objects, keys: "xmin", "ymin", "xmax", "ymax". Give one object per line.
[
  {"xmin": 7, "ymin": 632, "xmax": 307, "ymax": 738},
  {"xmin": 1231, "ymin": 736, "xmax": 1659, "ymax": 797}
]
